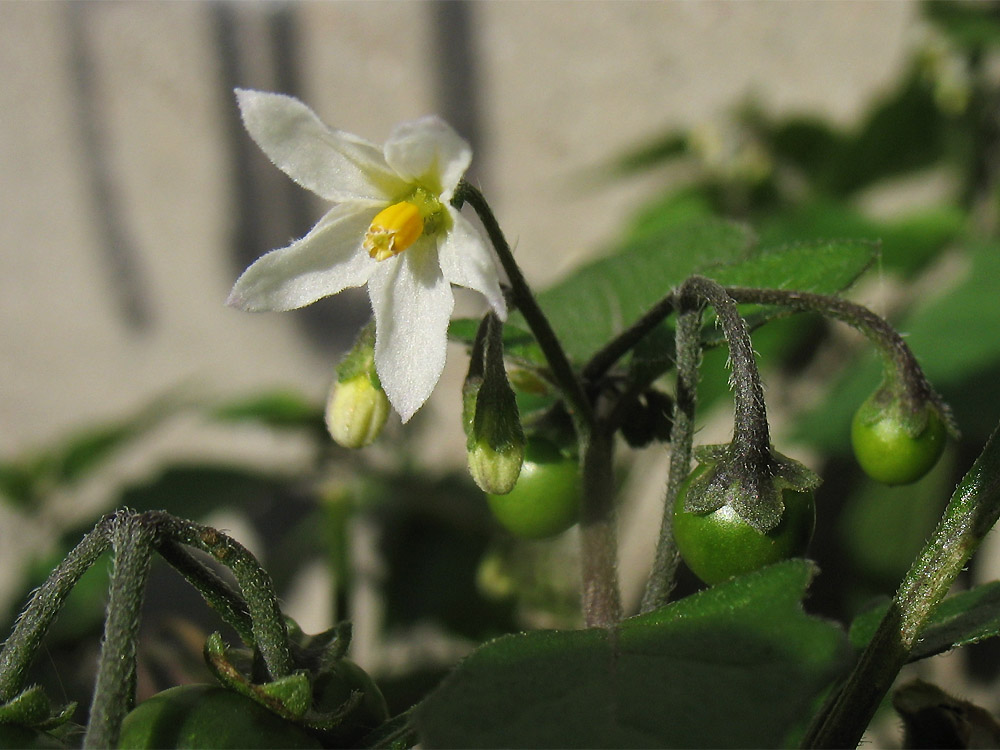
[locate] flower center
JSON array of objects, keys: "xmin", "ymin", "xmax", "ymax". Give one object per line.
[{"xmin": 364, "ymin": 202, "xmax": 424, "ymax": 262}]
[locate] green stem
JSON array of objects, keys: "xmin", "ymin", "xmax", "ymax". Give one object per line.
[
  {"xmin": 84, "ymin": 511, "xmax": 156, "ymax": 749},
  {"xmin": 803, "ymin": 420, "xmax": 1000, "ymax": 749},
  {"xmin": 156, "ymin": 539, "xmax": 255, "ymax": 647},
  {"xmin": 640, "ymin": 293, "xmax": 702, "ymax": 612},
  {"xmin": 147, "ymin": 512, "xmax": 294, "ymax": 679},
  {"xmin": 0, "ymin": 515, "xmax": 113, "ymax": 702}
]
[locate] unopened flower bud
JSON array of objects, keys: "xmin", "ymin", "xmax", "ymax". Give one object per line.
[
  {"xmin": 463, "ymin": 313, "xmax": 524, "ymax": 494},
  {"xmin": 325, "ymin": 374, "xmax": 389, "ymax": 449}
]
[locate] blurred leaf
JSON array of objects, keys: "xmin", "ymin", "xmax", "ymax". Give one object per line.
[
  {"xmin": 924, "ymin": 1, "xmax": 1000, "ymax": 50},
  {"xmin": 415, "ymin": 560, "xmax": 848, "ymax": 748},
  {"xmin": 850, "ymin": 581, "xmax": 1000, "ymax": 662},
  {"xmin": 757, "ymin": 200, "xmax": 964, "ymax": 275},
  {"xmin": 824, "ymin": 73, "xmax": 948, "ymax": 196},
  {"xmin": 212, "ymin": 390, "xmax": 324, "ymax": 432},
  {"xmin": 0, "ymin": 397, "xmax": 181, "ymax": 509},
  {"xmin": 117, "ymin": 464, "xmax": 302, "ymax": 522}
]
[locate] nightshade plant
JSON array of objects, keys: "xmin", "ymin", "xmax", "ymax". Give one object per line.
[{"xmin": 3, "ymin": 7, "xmax": 1000, "ymax": 747}]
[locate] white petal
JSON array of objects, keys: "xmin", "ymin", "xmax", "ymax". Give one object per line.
[
  {"xmin": 227, "ymin": 205, "xmax": 378, "ymax": 312},
  {"xmin": 368, "ymin": 243, "xmax": 454, "ymax": 422},
  {"xmin": 383, "ymin": 116, "xmax": 471, "ymax": 199},
  {"xmin": 236, "ymin": 89, "xmax": 408, "ymax": 203},
  {"xmin": 437, "ymin": 209, "xmax": 507, "ymax": 319}
]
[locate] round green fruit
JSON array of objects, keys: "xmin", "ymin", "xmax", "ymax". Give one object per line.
[
  {"xmin": 851, "ymin": 406, "xmax": 946, "ymax": 486},
  {"xmin": 116, "ymin": 685, "xmax": 321, "ymax": 749},
  {"xmin": 487, "ymin": 438, "xmax": 580, "ymax": 540},
  {"xmin": 672, "ymin": 467, "xmax": 815, "ymax": 585}
]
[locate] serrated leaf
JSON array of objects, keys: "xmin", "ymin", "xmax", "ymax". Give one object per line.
[
  {"xmin": 415, "ymin": 560, "xmax": 848, "ymax": 748},
  {"xmin": 702, "ymin": 239, "xmax": 878, "ymax": 293}
]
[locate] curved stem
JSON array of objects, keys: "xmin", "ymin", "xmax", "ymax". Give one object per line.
[
  {"xmin": 803, "ymin": 420, "xmax": 1000, "ymax": 748},
  {"xmin": 0, "ymin": 514, "xmax": 113, "ymax": 702},
  {"xmin": 684, "ymin": 277, "xmax": 771, "ymax": 468},
  {"xmin": 724, "ymin": 287, "xmax": 939, "ymax": 413},
  {"xmin": 640, "ymin": 292, "xmax": 701, "ymax": 612},
  {"xmin": 156, "ymin": 539, "xmax": 255, "ymax": 647},
  {"xmin": 146, "ymin": 512, "xmax": 294, "ymax": 679}
]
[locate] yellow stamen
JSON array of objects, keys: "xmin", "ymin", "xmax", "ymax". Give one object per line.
[{"xmin": 364, "ymin": 202, "xmax": 424, "ymax": 261}]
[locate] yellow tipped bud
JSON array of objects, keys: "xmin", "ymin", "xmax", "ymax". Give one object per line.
[
  {"xmin": 325, "ymin": 374, "xmax": 390, "ymax": 449},
  {"xmin": 468, "ymin": 439, "xmax": 524, "ymax": 495},
  {"xmin": 364, "ymin": 202, "xmax": 424, "ymax": 261}
]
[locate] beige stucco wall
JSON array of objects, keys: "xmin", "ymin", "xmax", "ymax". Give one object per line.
[{"xmin": 0, "ymin": 1, "xmax": 922, "ymax": 615}]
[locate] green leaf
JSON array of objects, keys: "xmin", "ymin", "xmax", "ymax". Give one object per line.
[
  {"xmin": 414, "ymin": 560, "xmax": 848, "ymax": 748},
  {"xmin": 850, "ymin": 582, "xmax": 1000, "ymax": 663}
]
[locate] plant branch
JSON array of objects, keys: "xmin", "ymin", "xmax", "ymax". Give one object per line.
[
  {"xmin": 802, "ymin": 419, "xmax": 1000, "ymax": 749},
  {"xmin": 582, "ymin": 294, "xmax": 677, "ymax": 383},
  {"xmin": 0, "ymin": 515, "xmax": 113, "ymax": 702}
]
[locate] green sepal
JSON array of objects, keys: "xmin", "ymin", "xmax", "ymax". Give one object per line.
[
  {"xmin": 685, "ymin": 444, "xmax": 821, "ymax": 533},
  {"xmin": 0, "ymin": 685, "xmax": 76, "ymax": 731},
  {"xmin": 336, "ymin": 321, "xmax": 381, "ymax": 389},
  {"xmin": 203, "ymin": 632, "xmax": 312, "ymax": 720}
]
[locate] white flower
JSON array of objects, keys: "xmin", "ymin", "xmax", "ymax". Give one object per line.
[{"xmin": 227, "ymin": 90, "xmax": 506, "ymax": 423}]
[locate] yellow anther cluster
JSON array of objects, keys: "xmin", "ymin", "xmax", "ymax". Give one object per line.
[{"xmin": 364, "ymin": 202, "xmax": 424, "ymax": 261}]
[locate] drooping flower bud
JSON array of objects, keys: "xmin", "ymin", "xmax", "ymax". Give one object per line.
[
  {"xmin": 463, "ymin": 313, "xmax": 525, "ymax": 494},
  {"xmin": 325, "ymin": 323, "xmax": 389, "ymax": 449}
]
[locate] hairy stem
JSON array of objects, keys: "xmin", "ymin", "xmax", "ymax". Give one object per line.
[
  {"xmin": 156, "ymin": 539, "xmax": 255, "ymax": 646},
  {"xmin": 84, "ymin": 511, "xmax": 156, "ymax": 749},
  {"xmin": 803, "ymin": 420, "xmax": 1000, "ymax": 748},
  {"xmin": 0, "ymin": 515, "xmax": 113, "ymax": 702},
  {"xmin": 685, "ymin": 277, "xmax": 771, "ymax": 468},
  {"xmin": 580, "ymin": 424, "xmax": 623, "ymax": 627},
  {"xmin": 724, "ymin": 287, "xmax": 938, "ymax": 412}
]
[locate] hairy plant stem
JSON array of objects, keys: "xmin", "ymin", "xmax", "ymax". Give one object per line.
[
  {"xmin": 685, "ymin": 277, "xmax": 772, "ymax": 471},
  {"xmin": 0, "ymin": 515, "xmax": 113, "ymax": 702},
  {"xmin": 582, "ymin": 294, "xmax": 676, "ymax": 384},
  {"xmin": 724, "ymin": 287, "xmax": 939, "ymax": 412},
  {"xmin": 640, "ymin": 293, "xmax": 703, "ymax": 612},
  {"xmin": 454, "ymin": 181, "xmax": 622, "ymax": 627},
  {"xmin": 84, "ymin": 511, "xmax": 156, "ymax": 749},
  {"xmin": 147, "ymin": 512, "xmax": 294, "ymax": 679},
  {"xmin": 803, "ymin": 420, "xmax": 1000, "ymax": 749}
]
